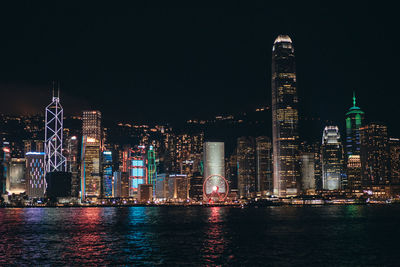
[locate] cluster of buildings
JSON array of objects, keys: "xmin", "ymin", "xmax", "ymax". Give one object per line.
[{"xmin": 1, "ymin": 34, "xmax": 400, "ymax": 206}]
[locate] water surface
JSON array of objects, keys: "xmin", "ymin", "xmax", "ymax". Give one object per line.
[{"xmin": 1, "ymin": 206, "xmax": 399, "ymax": 266}]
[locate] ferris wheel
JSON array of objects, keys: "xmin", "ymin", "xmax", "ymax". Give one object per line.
[{"xmin": 203, "ymin": 174, "xmax": 229, "ymax": 202}]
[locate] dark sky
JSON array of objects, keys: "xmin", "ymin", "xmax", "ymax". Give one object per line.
[{"xmin": 0, "ymin": 2, "xmax": 398, "ymax": 135}]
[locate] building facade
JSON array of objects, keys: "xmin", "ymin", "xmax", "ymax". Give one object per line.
[
  {"xmin": 360, "ymin": 123, "xmax": 389, "ymax": 186},
  {"xmin": 256, "ymin": 136, "xmax": 273, "ymax": 194},
  {"xmin": 25, "ymin": 152, "xmax": 46, "ymax": 198},
  {"xmin": 321, "ymin": 126, "xmax": 344, "ymax": 190},
  {"xmin": 81, "ymin": 136, "xmax": 101, "ymax": 200},
  {"xmin": 271, "ymin": 35, "xmax": 300, "ymax": 197},
  {"xmin": 237, "ymin": 137, "xmax": 256, "ymax": 198}
]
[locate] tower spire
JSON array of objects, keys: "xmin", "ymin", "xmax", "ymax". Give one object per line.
[
  {"xmin": 52, "ymin": 81, "xmax": 55, "ymax": 98},
  {"xmin": 353, "ymin": 91, "xmax": 356, "ymax": 107}
]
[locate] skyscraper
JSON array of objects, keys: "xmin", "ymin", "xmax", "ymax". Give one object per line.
[
  {"xmin": 203, "ymin": 141, "xmax": 226, "ymax": 198},
  {"xmin": 321, "ymin": 126, "xmax": 344, "ymax": 190},
  {"xmin": 81, "ymin": 136, "xmax": 101, "ymax": 200},
  {"xmin": 66, "ymin": 136, "xmax": 79, "ymax": 197},
  {"xmin": 102, "ymin": 151, "xmax": 113, "ymax": 198},
  {"xmin": 347, "ymin": 155, "xmax": 362, "ymax": 194},
  {"xmin": 389, "ymin": 138, "xmax": 400, "ymax": 184},
  {"xmin": 82, "ymin": 111, "xmax": 102, "ymax": 143},
  {"xmin": 237, "ymin": 137, "xmax": 256, "ymax": 198},
  {"xmin": 345, "ymin": 92, "xmax": 365, "ymax": 158},
  {"xmin": 271, "ymin": 35, "xmax": 300, "ymax": 197},
  {"xmin": 44, "ymin": 90, "xmax": 66, "ymax": 173},
  {"xmin": 256, "ymin": 136, "xmax": 273, "ymax": 194},
  {"xmin": 300, "ymin": 152, "xmax": 315, "ymax": 192},
  {"xmin": 360, "ymin": 123, "xmax": 389, "ymax": 186},
  {"xmin": 203, "ymin": 141, "xmax": 225, "ymax": 179}
]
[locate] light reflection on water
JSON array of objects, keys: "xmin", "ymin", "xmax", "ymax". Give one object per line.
[{"xmin": 1, "ymin": 206, "xmax": 400, "ymax": 265}]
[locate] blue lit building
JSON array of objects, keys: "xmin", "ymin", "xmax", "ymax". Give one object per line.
[
  {"xmin": 345, "ymin": 92, "xmax": 365, "ymax": 158},
  {"xmin": 25, "ymin": 152, "xmax": 46, "ymax": 198},
  {"xmin": 102, "ymin": 151, "xmax": 113, "ymax": 198},
  {"xmin": 128, "ymin": 146, "xmax": 147, "ymax": 197}
]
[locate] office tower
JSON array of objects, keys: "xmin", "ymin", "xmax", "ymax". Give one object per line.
[
  {"xmin": 82, "ymin": 111, "xmax": 102, "ymax": 142},
  {"xmin": 66, "ymin": 136, "xmax": 79, "ymax": 197},
  {"xmin": 360, "ymin": 123, "xmax": 389, "ymax": 185},
  {"xmin": 44, "ymin": 90, "xmax": 66, "ymax": 173},
  {"xmin": 24, "ymin": 140, "xmax": 44, "ymax": 155},
  {"xmin": 300, "ymin": 142, "xmax": 321, "ymax": 192},
  {"xmin": 271, "ymin": 34, "xmax": 300, "ymax": 197},
  {"xmin": 237, "ymin": 137, "xmax": 256, "ymax": 198},
  {"xmin": 347, "ymin": 155, "xmax": 362, "ymax": 193},
  {"xmin": 81, "ymin": 136, "xmax": 101, "ymax": 200},
  {"xmin": 1, "ymin": 142, "xmax": 11, "ymax": 195},
  {"xmin": 147, "ymin": 145, "xmax": 157, "ymax": 196},
  {"xmin": 389, "ymin": 138, "xmax": 400, "ymax": 184},
  {"xmin": 112, "ymin": 171, "xmax": 122, "ymax": 198},
  {"xmin": 7, "ymin": 158, "xmax": 26, "ymax": 194},
  {"xmin": 345, "ymin": 92, "xmax": 365, "ymax": 158},
  {"xmin": 155, "ymin": 173, "xmax": 168, "ymax": 200},
  {"xmin": 25, "ymin": 152, "xmax": 46, "ymax": 198},
  {"xmin": 321, "ymin": 126, "xmax": 344, "ymax": 190},
  {"xmin": 256, "ymin": 136, "xmax": 273, "ymax": 194},
  {"xmin": 128, "ymin": 146, "xmax": 147, "ymax": 197},
  {"xmin": 168, "ymin": 174, "xmax": 189, "ymax": 200},
  {"xmin": 203, "ymin": 141, "xmax": 225, "ymax": 178},
  {"xmin": 102, "ymin": 151, "xmax": 113, "ymax": 198},
  {"xmin": 203, "ymin": 141, "xmax": 225, "ymax": 196},
  {"xmin": 300, "ymin": 152, "xmax": 315, "ymax": 192}
]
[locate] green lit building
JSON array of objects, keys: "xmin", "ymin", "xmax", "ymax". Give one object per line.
[{"xmin": 345, "ymin": 92, "xmax": 365, "ymax": 158}]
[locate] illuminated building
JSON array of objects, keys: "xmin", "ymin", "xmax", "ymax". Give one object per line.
[
  {"xmin": 44, "ymin": 90, "xmax": 66, "ymax": 173},
  {"xmin": 321, "ymin": 126, "xmax": 344, "ymax": 190},
  {"xmin": 147, "ymin": 145, "xmax": 157, "ymax": 196},
  {"xmin": 155, "ymin": 173, "xmax": 168, "ymax": 200},
  {"xmin": 66, "ymin": 136, "xmax": 79, "ymax": 197},
  {"xmin": 81, "ymin": 136, "xmax": 101, "ymax": 200},
  {"xmin": 389, "ymin": 138, "xmax": 400, "ymax": 184},
  {"xmin": 345, "ymin": 92, "xmax": 365, "ymax": 158},
  {"xmin": 300, "ymin": 152, "xmax": 315, "ymax": 192},
  {"xmin": 360, "ymin": 123, "xmax": 389, "ymax": 185},
  {"xmin": 256, "ymin": 136, "xmax": 273, "ymax": 194},
  {"xmin": 82, "ymin": 111, "xmax": 102, "ymax": 143},
  {"xmin": 128, "ymin": 146, "xmax": 147, "ymax": 197},
  {"xmin": 138, "ymin": 184, "xmax": 153, "ymax": 202},
  {"xmin": 1, "ymin": 142, "xmax": 11, "ymax": 195},
  {"xmin": 300, "ymin": 142, "xmax": 321, "ymax": 192},
  {"xmin": 112, "ymin": 171, "xmax": 122, "ymax": 197},
  {"xmin": 168, "ymin": 174, "xmax": 188, "ymax": 201},
  {"xmin": 25, "ymin": 152, "xmax": 46, "ymax": 198},
  {"xmin": 121, "ymin": 172, "xmax": 129, "ymax": 197},
  {"xmin": 203, "ymin": 141, "xmax": 225, "ymax": 194},
  {"xmin": 347, "ymin": 155, "xmax": 362, "ymax": 193},
  {"xmin": 271, "ymin": 34, "xmax": 300, "ymax": 197},
  {"xmin": 7, "ymin": 158, "xmax": 26, "ymax": 194},
  {"xmin": 237, "ymin": 137, "xmax": 256, "ymax": 198},
  {"xmin": 102, "ymin": 151, "xmax": 113, "ymax": 198}
]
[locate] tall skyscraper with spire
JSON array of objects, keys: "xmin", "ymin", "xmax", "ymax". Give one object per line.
[
  {"xmin": 44, "ymin": 86, "xmax": 66, "ymax": 173},
  {"xmin": 271, "ymin": 35, "xmax": 300, "ymax": 197},
  {"xmin": 345, "ymin": 92, "xmax": 365, "ymax": 158}
]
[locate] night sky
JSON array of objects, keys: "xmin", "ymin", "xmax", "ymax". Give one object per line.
[{"xmin": 0, "ymin": 3, "xmax": 398, "ymax": 136}]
